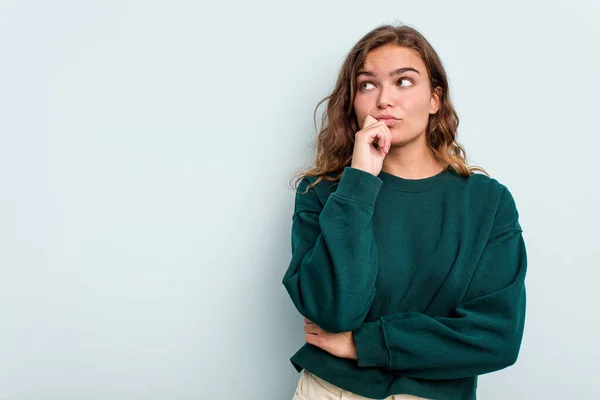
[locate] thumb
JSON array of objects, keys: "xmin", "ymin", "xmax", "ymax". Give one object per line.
[{"xmin": 363, "ymin": 114, "xmax": 378, "ymax": 128}]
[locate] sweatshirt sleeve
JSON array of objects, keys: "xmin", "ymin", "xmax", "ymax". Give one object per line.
[
  {"xmin": 352, "ymin": 187, "xmax": 527, "ymax": 380},
  {"xmin": 282, "ymin": 167, "xmax": 383, "ymax": 334}
]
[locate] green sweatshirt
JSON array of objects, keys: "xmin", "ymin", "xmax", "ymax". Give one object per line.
[{"xmin": 282, "ymin": 166, "xmax": 527, "ymax": 400}]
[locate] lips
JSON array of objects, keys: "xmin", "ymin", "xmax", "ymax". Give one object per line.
[{"xmin": 380, "ymin": 119, "xmax": 398, "ymax": 126}]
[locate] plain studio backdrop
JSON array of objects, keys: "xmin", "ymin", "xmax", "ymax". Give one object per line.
[{"xmin": 1, "ymin": 0, "xmax": 598, "ymax": 399}]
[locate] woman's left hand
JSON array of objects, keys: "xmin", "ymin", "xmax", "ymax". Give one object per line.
[{"xmin": 303, "ymin": 317, "xmax": 358, "ymax": 360}]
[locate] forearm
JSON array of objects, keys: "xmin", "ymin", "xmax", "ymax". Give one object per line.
[{"xmin": 283, "ymin": 167, "xmax": 383, "ymax": 333}]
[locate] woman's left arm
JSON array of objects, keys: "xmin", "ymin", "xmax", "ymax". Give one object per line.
[
  {"xmin": 351, "ymin": 187, "xmax": 527, "ymax": 380},
  {"xmin": 355, "ymin": 232, "xmax": 526, "ymax": 380},
  {"xmin": 306, "ymin": 187, "xmax": 528, "ymax": 380}
]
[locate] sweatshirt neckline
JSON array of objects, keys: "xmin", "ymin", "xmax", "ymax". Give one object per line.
[{"xmin": 377, "ymin": 165, "xmax": 456, "ymax": 192}]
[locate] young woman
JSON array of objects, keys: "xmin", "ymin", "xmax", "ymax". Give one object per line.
[{"xmin": 282, "ymin": 24, "xmax": 527, "ymax": 400}]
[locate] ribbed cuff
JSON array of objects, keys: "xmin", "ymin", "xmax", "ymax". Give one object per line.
[
  {"xmin": 353, "ymin": 318, "xmax": 389, "ymax": 368},
  {"xmin": 333, "ymin": 167, "xmax": 383, "ymax": 208}
]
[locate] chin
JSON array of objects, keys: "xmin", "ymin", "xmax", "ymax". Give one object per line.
[{"xmin": 394, "ymin": 131, "xmax": 423, "ymax": 145}]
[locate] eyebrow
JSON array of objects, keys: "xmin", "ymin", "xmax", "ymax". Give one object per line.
[{"xmin": 356, "ymin": 67, "xmax": 420, "ymax": 78}]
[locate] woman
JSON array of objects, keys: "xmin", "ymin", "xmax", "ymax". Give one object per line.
[{"xmin": 282, "ymin": 23, "xmax": 527, "ymax": 400}]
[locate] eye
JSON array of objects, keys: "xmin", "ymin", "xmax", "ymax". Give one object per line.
[
  {"xmin": 358, "ymin": 81, "xmax": 375, "ymax": 91},
  {"xmin": 358, "ymin": 77, "xmax": 414, "ymax": 91},
  {"xmin": 397, "ymin": 77, "xmax": 414, "ymax": 87}
]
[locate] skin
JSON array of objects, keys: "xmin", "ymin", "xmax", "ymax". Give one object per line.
[
  {"xmin": 304, "ymin": 317, "xmax": 357, "ymax": 360},
  {"xmin": 303, "ymin": 44, "xmax": 445, "ymax": 361},
  {"xmin": 354, "ymin": 44, "xmax": 444, "ymax": 179}
]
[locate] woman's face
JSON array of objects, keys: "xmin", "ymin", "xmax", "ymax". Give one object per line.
[{"xmin": 353, "ymin": 44, "xmax": 440, "ymax": 147}]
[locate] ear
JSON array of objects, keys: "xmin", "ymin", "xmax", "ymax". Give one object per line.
[{"xmin": 429, "ymin": 86, "xmax": 442, "ymax": 115}]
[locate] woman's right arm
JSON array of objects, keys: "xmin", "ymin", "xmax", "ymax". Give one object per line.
[{"xmin": 281, "ymin": 167, "xmax": 383, "ymax": 333}]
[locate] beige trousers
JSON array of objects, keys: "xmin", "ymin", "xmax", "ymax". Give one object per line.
[{"xmin": 292, "ymin": 369, "xmax": 429, "ymax": 400}]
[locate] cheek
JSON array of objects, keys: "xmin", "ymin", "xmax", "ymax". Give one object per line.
[
  {"xmin": 397, "ymin": 97, "xmax": 431, "ymax": 134},
  {"xmin": 353, "ymin": 99, "xmax": 367, "ymax": 126},
  {"xmin": 403, "ymin": 95, "xmax": 431, "ymax": 119},
  {"xmin": 353, "ymin": 96, "xmax": 365, "ymax": 111},
  {"xmin": 403, "ymin": 93, "xmax": 428, "ymax": 111}
]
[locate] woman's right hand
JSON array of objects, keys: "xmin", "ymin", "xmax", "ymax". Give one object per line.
[{"xmin": 350, "ymin": 114, "xmax": 392, "ymax": 177}]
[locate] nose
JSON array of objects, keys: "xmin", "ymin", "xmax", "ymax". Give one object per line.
[{"xmin": 377, "ymin": 84, "xmax": 395, "ymax": 108}]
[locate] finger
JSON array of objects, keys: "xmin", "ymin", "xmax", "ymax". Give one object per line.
[
  {"xmin": 380, "ymin": 124, "xmax": 391, "ymax": 153},
  {"xmin": 305, "ymin": 333, "xmax": 320, "ymax": 346},
  {"xmin": 385, "ymin": 127, "xmax": 391, "ymax": 153},
  {"xmin": 364, "ymin": 114, "xmax": 378, "ymax": 128},
  {"xmin": 360, "ymin": 122, "xmax": 385, "ymax": 147},
  {"xmin": 304, "ymin": 323, "xmax": 321, "ymax": 334},
  {"xmin": 375, "ymin": 125, "xmax": 388, "ymax": 153},
  {"xmin": 305, "ymin": 332, "xmax": 327, "ymax": 347},
  {"xmin": 304, "ymin": 317, "xmax": 314, "ymax": 324},
  {"xmin": 378, "ymin": 126, "xmax": 387, "ymax": 153}
]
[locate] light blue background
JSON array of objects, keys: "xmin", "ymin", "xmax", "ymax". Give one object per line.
[{"xmin": 1, "ymin": 0, "xmax": 598, "ymax": 398}]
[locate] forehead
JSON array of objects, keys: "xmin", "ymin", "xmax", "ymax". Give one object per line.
[{"xmin": 360, "ymin": 45, "xmax": 425, "ymax": 73}]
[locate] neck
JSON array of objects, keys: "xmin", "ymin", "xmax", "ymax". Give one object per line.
[{"xmin": 382, "ymin": 135, "xmax": 445, "ymax": 179}]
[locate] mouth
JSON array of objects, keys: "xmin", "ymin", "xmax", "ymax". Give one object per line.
[
  {"xmin": 375, "ymin": 114, "xmax": 400, "ymax": 121},
  {"xmin": 379, "ymin": 118, "xmax": 400, "ymax": 126}
]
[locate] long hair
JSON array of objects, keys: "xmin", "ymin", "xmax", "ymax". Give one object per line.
[{"xmin": 290, "ymin": 23, "xmax": 488, "ymax": 193}]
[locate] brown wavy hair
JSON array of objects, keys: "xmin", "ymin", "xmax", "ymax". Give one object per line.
[{"xmin": 289, "ymin": 23, "xmax": 488, "ymax": 194}]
